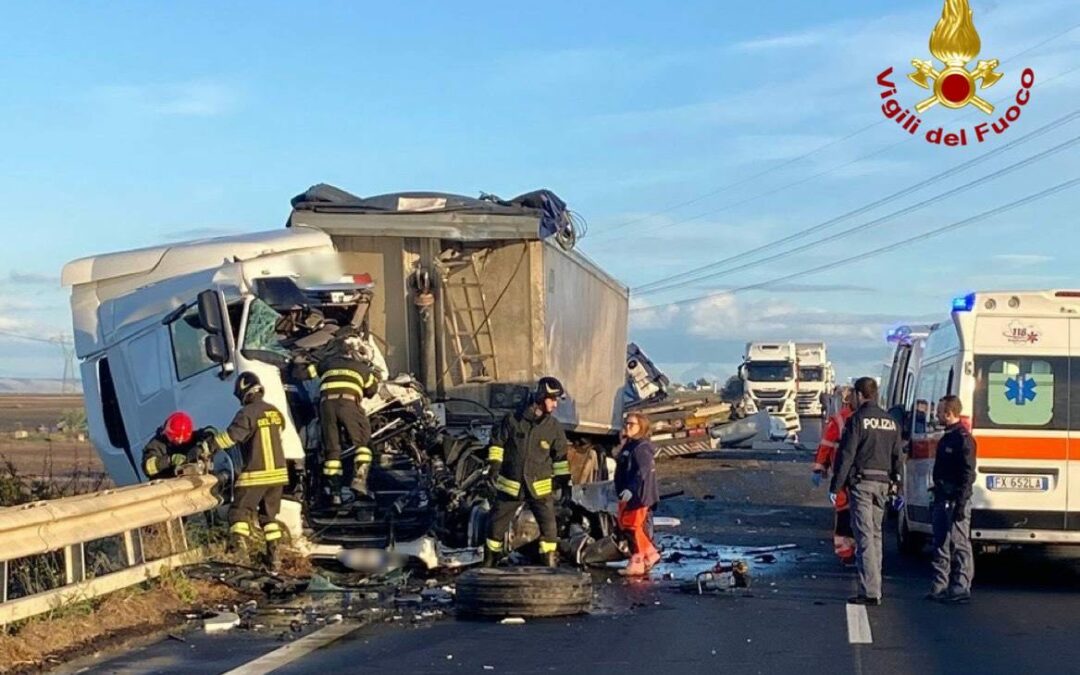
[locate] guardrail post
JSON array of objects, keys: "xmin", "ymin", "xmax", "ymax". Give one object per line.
[
  {"xmin": 165, "ymin": 517, "xmax": 189, "ymax": 553},
  {"xmin": 64, "ymin": 543, "xmax": 86, "ymax": 585},
  {"xmin": 1, "ymin": 560, "xmax": 7, "ymax": 603},
  {"xmin": 123, "ymin": 529, "xmax": 145, "ymax": 567}
]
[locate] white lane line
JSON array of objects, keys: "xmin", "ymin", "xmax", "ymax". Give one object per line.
[
  {"xmin": 223, "ymin": 622, "xmax": 361, "ymax": 675},
  {"xmin": 846, "ymin": 603, "xmax": 873, "ymax": 645}
]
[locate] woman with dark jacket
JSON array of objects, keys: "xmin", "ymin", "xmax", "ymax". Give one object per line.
[{"xmin": 614, "ymin": 412, "xmax": 660, "ymax": 576}]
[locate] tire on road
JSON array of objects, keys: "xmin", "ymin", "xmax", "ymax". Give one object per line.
[{"xmin": 455, "ymin": 567, "xmax": 593, "ymax": 618}]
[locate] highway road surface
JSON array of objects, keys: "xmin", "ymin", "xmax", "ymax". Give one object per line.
[{"xmin": 76, "ymin": 418, "xmax": 1080, "ymax": 675}]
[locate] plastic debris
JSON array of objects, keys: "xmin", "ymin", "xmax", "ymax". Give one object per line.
[
  {"xmin": 500, "ymin": 617, "xmax": 526, "ymax": 625},
  {"xmin": 204, "ymin": 612, "xmax": 241, "ymax": 634}
]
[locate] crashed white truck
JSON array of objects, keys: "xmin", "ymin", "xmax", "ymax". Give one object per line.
[{"xmin": 61, "ymin": 185, "xmax": 630, "ymax": 570}]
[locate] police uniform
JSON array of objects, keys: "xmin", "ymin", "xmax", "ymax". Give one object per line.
[
  {"xmin": 930, "ymin": 422, "xmax": 977, "ymax": 600},
  {"xmin": 316, "ymin": 353, "xmax": 380, "ymax": 494},
  {"xmin": 210, "ymin": 396, "xmax": 289, "ymax": 551},
  {"xmin": 485, "ymin": 402, "xmax": 571, "ymax": 563},
  {"xmin": 830, "ymin": 400, "xmax": 903, "ymax": 602}
]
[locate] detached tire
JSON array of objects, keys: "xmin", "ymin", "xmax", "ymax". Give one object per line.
[{"xmin": 455, "ymin": 567, "xmax": 593, "ymax": 618}]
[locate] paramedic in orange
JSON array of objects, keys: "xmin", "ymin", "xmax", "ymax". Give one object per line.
[
  {"xmin": 812, "ymin": 386, "xmax": 856, "ymax": 564},
  {"xmin": 614, "ymin": 412, "xmax": 661, "ymax": 576}
]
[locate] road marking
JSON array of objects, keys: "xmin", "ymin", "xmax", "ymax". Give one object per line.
[
  {"xmin": 223, "ymin": 622, "xmax": 361, "ymax": 675},
  {"xmin": 846, "ymin": 603, "xmax": 873, "ymax": 644}
]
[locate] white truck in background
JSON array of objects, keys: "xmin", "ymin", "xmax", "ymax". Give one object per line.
[
  {"xmin": 739, "ymin": 341, "xmax": 801, "ymax": 438},
  {"xmin": 795, "ymin": 342, "xmax": 834, "ymax": 418}
]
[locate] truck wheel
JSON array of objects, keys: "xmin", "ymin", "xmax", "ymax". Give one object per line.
[
  {"xmin": 455, "ymin": 567, "xmax": 593, "ymax": 618},
  {"xmin": 897, "ymin": 509, "xmax": 926, "ymax": 556}
]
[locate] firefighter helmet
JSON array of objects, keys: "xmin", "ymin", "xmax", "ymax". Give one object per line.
[
  {"xmin": 234, "ymin": 372, "xmax": 263, "ymax": 403},
  {"xmin": 163, "ymin": 411, "xmax": 194, "ymax": 445},
  {"xmin": 535, "ymin": 376, "xmax": 566, "ymax": 401}
]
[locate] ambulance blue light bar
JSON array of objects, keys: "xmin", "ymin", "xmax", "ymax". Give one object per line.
[{"xmin": 952, "ymin": 293, "xmax": 975, "ymax": 312}]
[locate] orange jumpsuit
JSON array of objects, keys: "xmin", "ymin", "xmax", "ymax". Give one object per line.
[{"xmin": 815, "ymin": 407, "xmax": 855, "ymax": 562}]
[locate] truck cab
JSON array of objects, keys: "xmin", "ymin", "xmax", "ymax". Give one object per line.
[
  {"xmin": 795, "ymin": 342, "xmax": 832, "ymax": 418},
  {"xmin": 740, "ymin": 342, "xmax": 801, "ymax": 438}
]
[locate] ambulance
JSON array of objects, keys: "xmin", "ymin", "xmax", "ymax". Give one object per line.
[{"xmin": 896, "ymin": 290, "xmax": 1080, "ymax": 553}]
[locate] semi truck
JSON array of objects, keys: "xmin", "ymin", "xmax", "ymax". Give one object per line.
[
  {"xmin": 794, "ymin": 342, "xmax": 834, "ymax": 417},
  {"xmin": 739, "ymin": 341, "xmax": 801, "ymax": 437},
  {"xmin": 61, "ymin": 184, "xmax": 629, "ymax": 564}
]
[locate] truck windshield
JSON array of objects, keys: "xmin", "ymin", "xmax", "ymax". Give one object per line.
[
  {"xmin": 746, "ymin": 362, "xmax": 794, "ymax": 382},
  {"xmin": 799, "ymin": 367, "xmax": 823, "ymax": 382},
  {"xmin": 243, "ymin": 299, "xmax": 290, "ymax": 358}
]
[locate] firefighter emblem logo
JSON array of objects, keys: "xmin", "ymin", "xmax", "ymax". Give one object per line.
[{"xmin": 908, "ymin": 0, "xmax": 1002, "ymax": 114}]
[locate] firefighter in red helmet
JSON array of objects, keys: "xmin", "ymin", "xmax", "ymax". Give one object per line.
[{"xmin": 142, "ymin": 411, "xmax": 212, "ymax": 479}]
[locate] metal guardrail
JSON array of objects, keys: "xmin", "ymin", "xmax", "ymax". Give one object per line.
[{"xmin": 0, "ymin": 475, "xmax": 220, "ymax": 626}]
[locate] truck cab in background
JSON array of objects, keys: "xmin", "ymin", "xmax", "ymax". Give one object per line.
[
  {"xmin": 795, "ymin": 342, "xmax": 833, "ymax": 418},
  {"xmin": 740, "ymin": 341, "xmax": 801, "ymax": 439}
]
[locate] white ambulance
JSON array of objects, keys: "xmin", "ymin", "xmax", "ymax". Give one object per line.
[{"xmin": 896, "ymin": 290, "xmax": 1080, "ymax": 553}]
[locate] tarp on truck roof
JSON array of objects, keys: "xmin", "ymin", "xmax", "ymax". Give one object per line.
[{"xmin": 288, "ymin": 183, "xmax": 578, "ymax": 247}]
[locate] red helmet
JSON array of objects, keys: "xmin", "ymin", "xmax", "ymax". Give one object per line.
[{"xmin": 163, "ymin": 411, "xmax": 194, "ymax": 445}]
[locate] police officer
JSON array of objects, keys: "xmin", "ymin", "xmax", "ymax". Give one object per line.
[
  {"xmin": 317, "ymin": 333, "xmax": 380, "ymax": 501},
  {"xmin": 927, "ymin": 395, "xmax": 977, "ymax": 604},
  {"xmin": 142, "ymin": 411, "xmax": 211, "ymax": 479},
  {"xmin": 830, "ymin": 377, "xmax": 903, "ymax": 605},
  {"xmin": 208, "ymin": 372, "xmax": 289, "ymax": 569},
  {"xmin": 484, "ymin": 376, "xmax": 572, "ymax": 568}
]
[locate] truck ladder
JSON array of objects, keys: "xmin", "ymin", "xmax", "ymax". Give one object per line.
[{"xmin": 440, "ymin": 252, "xmax": 499, "ymax": 384}]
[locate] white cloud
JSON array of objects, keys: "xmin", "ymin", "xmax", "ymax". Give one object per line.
[
  {"xmin": 992, "ymin": 253, "xmax": 1054, "ymax": 267},
  {"xmin": 730, "ymin": 28, "xmax": 834, "ymax": 53},
  {"xmin": 93, "ymin": 80, "xmax": 241, "ymax": 117}
]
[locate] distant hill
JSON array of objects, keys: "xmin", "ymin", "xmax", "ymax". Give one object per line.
[{"xmin": 0, "ymin": 378, "xmax": 83, "ymax": 394}]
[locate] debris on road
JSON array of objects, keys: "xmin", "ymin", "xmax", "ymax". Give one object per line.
[
  {"xmin": 203, "ymin": 612, "xmax": 241, "ymax": 634},
  {"xmin": 500, "ymin": 617, "xmax": 526, "ymax": 625}
]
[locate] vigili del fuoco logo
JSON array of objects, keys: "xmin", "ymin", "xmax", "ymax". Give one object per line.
[{"xmin": 876, "ymin": 0, "xmax": 1035, "ymax": 146}]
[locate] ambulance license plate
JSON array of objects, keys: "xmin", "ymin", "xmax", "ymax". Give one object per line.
[{"xmin": 987, "ymin": 475, "xmax": 1049, "ymax": 491}]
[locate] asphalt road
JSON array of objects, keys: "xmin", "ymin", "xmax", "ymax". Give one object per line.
[{"xmin": 80, "ymin": 417, "xmax": 1080, "ymax": 675}]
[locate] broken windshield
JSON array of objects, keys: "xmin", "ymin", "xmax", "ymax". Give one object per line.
[
  {"xmin": 243, "ymin": 298, "xmax": 289, "ymax": 358},
  {"xmin": 746, "ymin": 362, "xmax": 794, "ymax": 382}
]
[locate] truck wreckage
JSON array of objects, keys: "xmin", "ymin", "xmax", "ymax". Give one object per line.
[{"xmin": 62, "ymin": 185, "xmax": 643, "ymax": 574}]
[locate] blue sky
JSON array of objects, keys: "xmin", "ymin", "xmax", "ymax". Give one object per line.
[{"xmin": 1, "ymin": 0, "xmax": 1078, "ymax": 383}]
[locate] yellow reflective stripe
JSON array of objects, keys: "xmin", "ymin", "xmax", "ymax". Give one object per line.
[
  {"xmin": 307, "ymin": 365, "xmax": 318, "ymax": 379},
  {"xmin": 354, "ymin": 446, "xmax": 373, "ymax": 465},
  {"xmin": 532, "ymin": 479, "xmax": 553, "ymax": 496},
  {"xmin": 552, "ymin": 461, "xmax": 570, "ymax": 476},
  {"xmin": 145, "ymin": 456, "xmax": 159, "ymax": 476},
  {"xmin": 323, "ymin": 460, "xmax": 343, "ymax": 476},
  {"xmin": 320, "ymin": 382, "xmax": 365, "ymax": 397},
  {"xmin": 263, "ymin": 523, "xmax": 283, "ymax": 541},
  {"xmin": 235, "ymin": 468, "xmax": 289, "ymax": 487},
  {"xmin": 215, "ymin": 431, "xmax": 235, "ymax": 449},
  {"xmin": 539, "ymin": 540, "xmax": 558, "ymax": 554},
  {"xmin": 260, "ymin": 425, "xmax": 275, "ymax": 475},
  {"xmin": 488, "ymin": 446, "xmax": 504, "ymax": 462},
  {"xmin": 486, "ymin": 538, "xmax": 504, "ymax": 552},
  {"xmin": 230, "ymin": 521, "xmax": 251, "ymax": 536},
  {"xmin": 323, "ymin": 368, "xmax": 365, "ymax": 383},
  {"xmin": 495, "ymin": 475, "xmax": 521, "ymax": 497}
]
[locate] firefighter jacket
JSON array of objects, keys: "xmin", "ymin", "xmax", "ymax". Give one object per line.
[
  {"xmin": 932, "ymin": 422, "xmax": 977, "ymax": 505},
  {"xmin": 489, "ymin": 403, "xmax": 571, "ymax": 499},
  {"xmin": 814, "ymin": 407, "xmax": 854, "ymax": 470},
  {"xmin": 614, "ymin": 438, "xmax": 659, "ymax": 510},
  {"xmin": 316, "ymin": 354, "xmax": 379, "ymax": 401},
  {"xmin": 210, "ymin": 399, "xmax": 288, "ymax": 488},
  {"xmin": 830, "ymin": 401, "xmax": 903, "ymax": 493},
  {"xmin": 142, "ymin": 428, "xmax": 211, "ymax": 478}
]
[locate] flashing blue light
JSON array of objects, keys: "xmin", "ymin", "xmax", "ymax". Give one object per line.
[{"xmin": 952, "ymin": 293, "xmax": 976, "ymax": 312}]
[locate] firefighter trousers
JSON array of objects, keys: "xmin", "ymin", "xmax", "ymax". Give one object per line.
[
  {"xmin": 228, "ymin": 485, "xmax": 285, "ymax": 543},
  {"xmin": 487, "ymin": 493, "xmax": 558, "ymax": 554},
  {"xmin": 319, "ymin": 395, "xmax": 372, "ymax": 462}
]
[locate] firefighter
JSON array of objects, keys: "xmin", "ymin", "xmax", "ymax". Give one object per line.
[
  {"xmin": 829, "ymin": 377, "xmax": 904, "ymax": 606},
  {"xmin": 316, "ymin": 333, "xmax": 381, "ymax": 502},
  {"xmin": 484, "ymin": 376, "xmax": 572, "ymax": 568},
  {"xmin": 208, "ymin": 372, "xmax": 289, "ymax": 569},
  {"xmin": 812, "ymin": 386, "xmax": 856, "ymax": 565},
  {"xmin": 142, "ymin": 411, "xmax": 210, "ymax": 479}
]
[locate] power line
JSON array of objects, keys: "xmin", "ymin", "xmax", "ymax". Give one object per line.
[
  {"xmin": 630, "ymin": 126, "xmax": 1080, "ymax": 293},
  {"xmin": 594, "ymin": 23, "xmax": 1080, "ymax": 240},
  {"xmin": 0, "ymin": 329, "xmax": 69, "ymax": 345},
  {"xmin": 630, "ymin": 176, "xmax": 1080, "ymax": 313}
]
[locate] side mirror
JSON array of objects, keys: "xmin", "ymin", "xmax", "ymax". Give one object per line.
[
  {"xmin": 204, "ymin": 334, "xmax": 228, "ymax": 364},
  {"xmin": 197, "ymin": 289, "xmax": 226, "ymax": 336}
]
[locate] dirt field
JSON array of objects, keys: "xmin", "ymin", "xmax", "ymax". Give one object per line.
[
  {"xmin": 0, "ymin": 395, "xmax": 86, "ymax": 433},
  {"xmin": 0, "ymin": 395, "xmax": 104, "ymax": 482}
]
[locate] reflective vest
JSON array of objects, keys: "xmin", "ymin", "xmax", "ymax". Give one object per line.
[
  {"xmin": 317, "ymin": 355, "xmax": 379, "ymax": 400},
  {"xmin": 489, "ymin": 404, "xmax": 571, "ymax": 499},
  {"xmin": 212, "ymin": 399, "xmax": 288, "ymax": 487}
]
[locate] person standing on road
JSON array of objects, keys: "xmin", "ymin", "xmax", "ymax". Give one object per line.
[
  {"xmin": 812, "ymin": 386, "xmax": 856, "ymax": 565},
  {"xmin": 830, "ymin": 377, "xmax": 903, "ymax": 606},
  {"xmin": 208, "ymin": 372, "xmax": 289, "ymax": 570},
  {"xmin": 484, "ymin": 377, "xmax": 572, "ymax": 568},
  {"xmin": 928, "ymin": 395, "xmax": 977, "ymax": 604},
  {"xmin": 614, "ymin": 412, "xmax": 661, "ymax": 576}
]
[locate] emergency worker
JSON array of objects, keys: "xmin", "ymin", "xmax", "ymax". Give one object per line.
[
  {"xmin": 207, "ymin": 372, "xmax": 289, "ymax": 569},
  {"xmin": 614, "ymin": 412, "xmax": 660, "ymax": 576},
  {"xmin": 484, "ymin": 377, "xmax": 572, "ymax": 568},
  {"xmin": 927, "ymin": 395, "xmax": 977, "ymax": 604},
  {"xmin": 812, "ymin": 386, "xmax": 856, "ymax": 564},
  {"xmin": 830, "ymin": 377, "xmax": 903, "ymax": 606},
  {"xmin": 317, "ymin": 333, "xmax": 380, "ymax": 501},
  {"xmin": 142, "ymin": 411, "xmax": 211, "ymax": 479}
]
